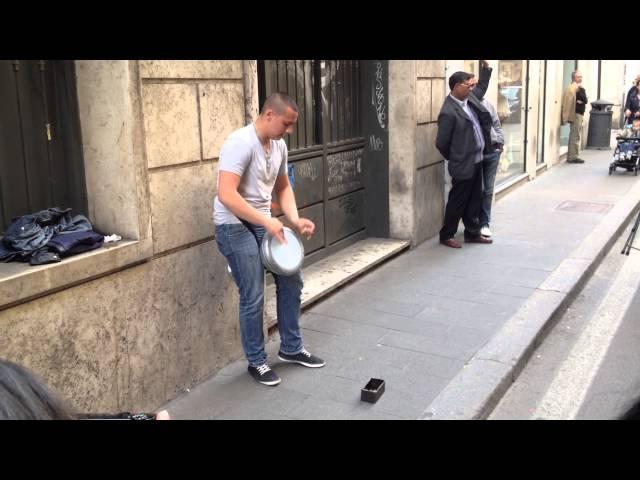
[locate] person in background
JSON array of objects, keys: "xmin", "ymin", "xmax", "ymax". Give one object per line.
[
  {"xmin": 624, "ymin": 74, "xmax": 640, "ymax": 125},
  {"xmin": 436, "ymin": 60, "xmax": 494, "ymax": 249},
  {"xmin": 561, "ymin": 71, "xmax": 587, "ymax": 164},
  {"xmin": 477, "ymin": 96, "xmax": 504, "ymax": 239}
]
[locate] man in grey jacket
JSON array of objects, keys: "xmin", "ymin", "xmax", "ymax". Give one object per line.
[{"xmin": 436, "ymin": 61, "xmax": 494, "ymax": 248}]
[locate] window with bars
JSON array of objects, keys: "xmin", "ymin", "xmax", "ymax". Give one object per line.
[{"xmin": 258, "ymin": 60, "xmax": 362, "ymax": 151}]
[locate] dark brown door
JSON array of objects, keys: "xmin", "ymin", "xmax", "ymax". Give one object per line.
[{"xmin": 0, "ymin": 60, "xmax": 87, "ymax": 231}]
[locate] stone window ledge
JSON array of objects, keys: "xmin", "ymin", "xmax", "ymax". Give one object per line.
[{"xmin": 0, "ymin": 238, "xmax": 153, "ymax": 310}]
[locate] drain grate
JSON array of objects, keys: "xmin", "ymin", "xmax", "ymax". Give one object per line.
[{"xmin": 556, "ymin": 200, "xmax": 613, "ymax": 214}]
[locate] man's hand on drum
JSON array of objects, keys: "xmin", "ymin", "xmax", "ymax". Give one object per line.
[
  {"xmin": 294, "ymin": 218, "xmax": 315, "ymax": 240},
  {"xmin": 265, "ymin": 217, "xmax": 286, "ymax": 244}
]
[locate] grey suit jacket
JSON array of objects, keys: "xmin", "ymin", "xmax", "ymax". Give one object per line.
[{"xmin": 435, "ymin": 66, "xmax": 493, "ymax": 180}]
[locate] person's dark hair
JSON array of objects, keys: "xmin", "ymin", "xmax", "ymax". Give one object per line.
[
  {"xmin": 619, "ymin": 397, "xmax": 640, "ymax": 420},
  {"xmin": 0, "ymin": 358, "xmax": 74, "ymax": 420},
  {"xmin": 448, "ymin": 71, "xmax": 474, "ymax": 91},
  {"xmin": 260, "ymin": 92, "xmax": 298, "ymax": 115}
]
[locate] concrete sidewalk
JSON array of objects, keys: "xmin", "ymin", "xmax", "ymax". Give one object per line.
[{"xmin": 163, "ymin": 147, "xmax": 640, "ymax": 419}]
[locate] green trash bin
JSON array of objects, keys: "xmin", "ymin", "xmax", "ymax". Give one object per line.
[{"xmin": 586, "ymin": 99, "xmax": 614, "ymax": 149}]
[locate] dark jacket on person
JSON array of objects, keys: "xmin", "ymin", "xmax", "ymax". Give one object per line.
[
  {"xmin": 625, "ymin": 86, "xmax": 640, "ymax": 123},
  {"xmin": 435, "ymin": 65, "xmax": 494, "ymax": 180},
  {"xmin": 575, "ymin": 87, "xmax": 588, "ymax": 115}
]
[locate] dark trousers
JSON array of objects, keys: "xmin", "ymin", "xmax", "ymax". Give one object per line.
[{"xmin": 440, "ymin": 162, "xmax": 483, "ymax": 241}]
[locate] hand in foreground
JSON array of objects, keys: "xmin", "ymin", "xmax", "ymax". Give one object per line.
[{"xmin": 155, "ymin": 410, "xmax": 171, "ymax": 420}]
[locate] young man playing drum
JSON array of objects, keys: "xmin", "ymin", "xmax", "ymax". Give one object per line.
[{"xmin": 214, "ymin": 92, "xmax": 325, "ymax": 386}]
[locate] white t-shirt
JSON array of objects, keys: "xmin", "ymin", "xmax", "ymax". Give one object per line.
[{"xmin": 213, "ymin": 123, "xmax": 288, "ymax": 225}]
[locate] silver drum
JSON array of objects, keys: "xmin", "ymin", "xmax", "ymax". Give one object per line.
[{"xmin": 260, "ymin": 226, "xmax": 304, "ymax": 276}]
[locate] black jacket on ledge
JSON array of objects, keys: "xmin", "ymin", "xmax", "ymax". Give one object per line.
[{"xmin": 0, "ymin": 207, "xmax": 103, "ymax": 265}]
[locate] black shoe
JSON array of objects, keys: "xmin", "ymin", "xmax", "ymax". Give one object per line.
[
  {"xmin": 567, "ymin": 158, "xmax": 585, "ymax": 164},
  {"xmin": 278, "ymin": 348, "xmax": 326, "ymax": 368},
  {"xmin": 248, "ymin": 364, "xmax": 281, "ymax": 386}
]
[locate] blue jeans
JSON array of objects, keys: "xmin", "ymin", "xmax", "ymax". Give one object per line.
[
  {"xmin": 479, "ymin": 150, "xmax": 501, "ymax": 228},
  {"xmin": 619, "ymin": 142, "xmax": 638, "ymax": 155},
  {"xmin": 215, "ymin": 222, "xmax": 304, "ymax": 367}
]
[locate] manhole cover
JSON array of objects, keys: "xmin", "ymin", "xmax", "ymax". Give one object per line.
[{"xmin": 556, "ymin": 200, "xmax": 613, "ymax": 214}]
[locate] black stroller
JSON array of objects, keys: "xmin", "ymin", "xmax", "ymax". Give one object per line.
[{"xmin": 609, "ymin": 127, "xmax": 640, "ymax": 175}]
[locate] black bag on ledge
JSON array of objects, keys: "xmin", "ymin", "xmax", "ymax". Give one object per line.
[{"xmin": 0, "ymin": 207, "xmax": 103, "ymax": 265}]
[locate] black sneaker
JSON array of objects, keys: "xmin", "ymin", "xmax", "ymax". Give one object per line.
[
  {"xmin": 278, "ymin": 348, "xmax": 325, "ymax": 368},
  {"xmin": 248, "ymin": 364, "xmax": 281, "ymax": 386}
]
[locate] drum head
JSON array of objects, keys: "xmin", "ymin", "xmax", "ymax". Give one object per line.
[{"xmin": 262, "ymin": 227, "xmax": 304, "ymax": 275}]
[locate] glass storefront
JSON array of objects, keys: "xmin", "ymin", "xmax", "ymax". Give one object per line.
[
  {"xmin": 496, "ymin": 60, "xmax": 526, "ymax": 184},
  {"xmin": 537, "ymin": 61, "xmax": 547, "ymax": 165}
]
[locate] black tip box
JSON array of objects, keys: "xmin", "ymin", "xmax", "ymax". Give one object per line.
[{"xmin": 361, "ymin": 378, "xmax": 385, "ymax": 403}]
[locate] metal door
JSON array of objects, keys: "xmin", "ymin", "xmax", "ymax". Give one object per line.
[{"xmin": 259, "ymin": 59, "xmax": 388, "ymax": 264}]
